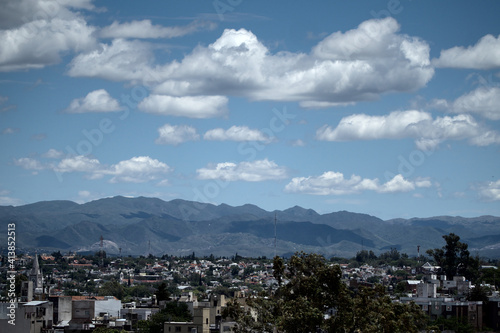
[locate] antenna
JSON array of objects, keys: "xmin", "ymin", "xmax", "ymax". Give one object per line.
[
  {"xmin": 274, "ymin": 212, "xmax": 277, "ymax": 258},
  {"xmin": 99, "ymin": 235, "xmax": 104, "ymax": 267}
]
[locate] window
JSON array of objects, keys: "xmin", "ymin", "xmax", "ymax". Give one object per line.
[{"xmin": 175, "ymin": 326, "xmax": 181, "ymax": 332}]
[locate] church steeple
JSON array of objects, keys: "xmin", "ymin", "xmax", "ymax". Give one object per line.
[{"xmin": 29, "ymin": 253, "xmax": 43, "ymax": 295}]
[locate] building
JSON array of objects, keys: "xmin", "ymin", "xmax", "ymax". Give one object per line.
[
  {"xmin": 28, "ymin": 254, "xmax": 44, "ymax": 300},
  {"xmin": 0, "ymin": 301, "xmax": 53, "ymax": 333},
  {"xmin": 164, "ymin": 307, "xmax": 210, "ymax": 333},
  {"xmin": 67, "ymin": 296, "xmax": 121, "ymax": 331}
]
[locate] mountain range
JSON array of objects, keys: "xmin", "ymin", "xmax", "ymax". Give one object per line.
[{"xmin": 1, "ymin": 196, "xmax": 500, "ymax": 258}]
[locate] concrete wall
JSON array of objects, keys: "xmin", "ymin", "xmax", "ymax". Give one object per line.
[
  {"xmin": 72, "ymin": 300, "xmax": 94, "ymax": 322},
  {"xmin": 95, "ymin": 297, "xmax": 121, "ymax": 318}
]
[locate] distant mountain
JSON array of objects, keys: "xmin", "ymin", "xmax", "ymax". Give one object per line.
[{"xmin": 1, "ymin": 196, "xmax": 500, "ymax": 258}]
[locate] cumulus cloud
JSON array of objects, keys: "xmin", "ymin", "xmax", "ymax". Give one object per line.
[
  {"xmin": 0, "ymin": 0, "xmax": 96, "ymax": 72},
  {"xmin": 67, "ymin": 39, "xmax": 157, "ymax": 83},
  {"xmin": 316, "ymin": 110, "xmax": 431, "ymax": 141},
  {"xmin": 14, "ymin": 157, "xmax": 46, "ymax": 171},
  {"xmin": 433, "ymin": 34, "xmax": 500, "ymax": 69},
  {"xmin": 138, "ymin": 95, "xmax": 228, "ymax": 118},
  {"xmin": 55, "ymin": 155, "xmax": 101, "ymax": 174},
  {"xmin": 65, "ymin": 89, "xmax": 123, "ymax": 113},
  {"xmin": 476, "ymin": 179, "xmax": 500, "ymax": 201},
  {"xmin": 284, "ymin": 171, "xmax": 429, "ymax": 195},
  {"xmin": 316, "ymin": 110, "xmax": 500, "ymax": 150},
  {"xmin": 69, "ymin": 17, "xmax": 434, "ymax": 107},
  {"xmin": 204, "ymin": 126, "xmax": 272, "ymax": 142},
  {"xmin": 432, "ymin": 86, "xmax": 500, "ymax": 120},
  {"xmin": 156, "ymin": 124, "xmax": 200, "ymax": 145},
  {"xmin": 100, "ymin": 19, "xmax": 216, "ymax": 39},
  {"xmin": 102, "ymin": 156, "xmax": 172, "ymax": 183},
  {"xmin": 197, "ymin": 159, "xmax": 288, "ymax": 182},
  {"xmin": 14, "ymin": 154, "xmax": 172, "ymax": 183}
]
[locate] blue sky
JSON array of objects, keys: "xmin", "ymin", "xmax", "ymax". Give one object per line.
[{"xmin": 1, "ymin": 0, "xmax": 500, "ymax": 220}]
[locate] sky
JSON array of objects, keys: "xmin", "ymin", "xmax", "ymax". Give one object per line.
[{"xmin": 1, "ymin": 0, "xmax": 500, "ymax": 220}]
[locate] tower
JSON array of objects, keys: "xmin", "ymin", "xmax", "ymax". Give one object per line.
[{"xmin": 29, "ymin": 253, "xmax": 43, "ymax": 298}]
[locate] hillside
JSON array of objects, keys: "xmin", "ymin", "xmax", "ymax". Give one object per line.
[{"xmin": 1, "ymin": 196, "xmax": 500, "ymax": 258}]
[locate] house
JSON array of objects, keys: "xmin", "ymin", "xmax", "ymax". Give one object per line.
[
  {"xmin": 0, "ymin": 300, "xmax": 53, "ymax": 333},
  {"xmin": 164, "ymin": 307, "xmax": 210, "ymax": 333},
  {"xmin": 67, "ymin": 296, "xmax": 121, "ymax": 331}
]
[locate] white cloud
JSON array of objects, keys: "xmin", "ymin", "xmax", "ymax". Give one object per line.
[
  {"xmin": 0, "ymin": 195, "xmax": 24, "ymax": 206},
  {"xmin": 433, "ymin": 86, "xmax": 500, "ymax": 120},
  {"xmin": 197, "ymin": 159, "xmax": 288, "ymax": 182},
  {"xmin": 316, "ymin": 110, "xmax": 500, "ymax": 150},
  {"xmin": 78, "ymin": 190, "xmax": 91, "ymax": 198},
  {"xmin": 155, "ymin": 124, "xmax": 200, "ymax": 145},
  {"xmin": 103, "ymin": 156, "xmax": 172, "ymax": 183},
  {"xmin": 316, "ymin": 110, "xmax": 431, "ymax": 141},
  {"xmin": 16, "ymin": 154, "xmax": 172, "ymax": 183},
  {"xmin": 284, "ymin": 171, "xmax": 427, "ymax": 195},
  {"xmin": 67, "ymin": 39, "xmax": 157, "ymax": 83},
  {"xmin": 476, "ymin": 180, "xmax": 500, "ymax": 202},
  {"xmin": 42, "ymin": 148, "xmax": 64, "ymax": 159},
  {"xmin": 433, "ymin": 34, "xmax": 500, "ymax": 69},
  {"xmin": 14, "ymin": 157, "xmax": 46, "ymax": 170},
  {"xmin": 65, "ymin": 89, "xmax": 123, "ymax": 113},
  {"xmin": 0, "ymin": 0, "xmax": 96, "ymax": 72},
  {"xmin": 55, "ymin": 155, "xmax": 101, "ymax": 174},
  {"xmin": 153, "ymin": 19, "xmax": 433, "ymax": 106},
  {"xmin": 204, "ymin": 126, "xmax": 272, "ymax": 142},
  {"xmin": 138, "ymin": 95, "xmax": 228, "ymax": 118},
  {"xmin": 100, "ymin": 20, "xmax": 216, "ymax": 39},
  {"xmin": 69, "ymin": 17, "xmax": 433, "ymax": 107}
]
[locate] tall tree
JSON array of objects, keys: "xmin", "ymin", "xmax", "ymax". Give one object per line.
[
  {"xmin": 155, "ymin": 282, "xmax": 170, "ymax": 302},
  {"xmin": 426, "ymin": 233, "xmax": 480, "ymax": 280}
]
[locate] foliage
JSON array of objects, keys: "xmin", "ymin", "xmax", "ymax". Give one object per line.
[
  {"xmin": 426, "ymin": 233, "xmax": 480, "ymax": 280},
  {"xmin": 429, "ymin": 316, "xmax": 475, "ymax": 333},
  {"xmin": 350, "ymin": 285, "xmax": 427, "ymax": 333},
  {"xmin": 138, "ymin": 302, "xmax": 192, "ymax": 333},
  {"xmin": 98, "ymin": 280, "xmax": 125, "ymax": 299},
  {"xmin": 224, "ymin": 252, "xmax": 428, "ymax": 333},
  {"xmin": 155, "ymin": 282, "xmax": 170, "ymax": 302}
]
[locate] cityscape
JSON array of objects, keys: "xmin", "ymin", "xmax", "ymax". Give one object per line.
[
  {"xmin": 2, "ymin": 233, "xmax": 500, "ymax": 332},
  {"xmin": 2, "ymin": 0, "xmax": 500, "ymax": 332}
]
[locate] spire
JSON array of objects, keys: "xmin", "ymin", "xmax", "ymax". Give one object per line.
[
  {"xmin": 30, "ymin": 252, "xmax": 43, "ymax": 291},
  {"xmin": 31, "ymin": 252, "xmax": 40, "ymax": 276}
]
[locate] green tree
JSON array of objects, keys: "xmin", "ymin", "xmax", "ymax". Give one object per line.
[
  {"xmin": 98, "ymin": 281, "xmax": 125, "ymax": 299},
  {"xmin": 224, "ymin": 252, "xmax": 428, "ymax": 332},
  {"xmin": 155, "ymin": 282, "xmax": 170, "ymax": 302},
  {"xmin": 138, "ymin": 302, "xmax": 192, "ymax": 333},
  {"xmin": 426, "ymin": 233, "xmax": 480, "ymax": 280},
  {"xmin": 351, "ymin": 285, "xmax": 427, "ymax": 333}
]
